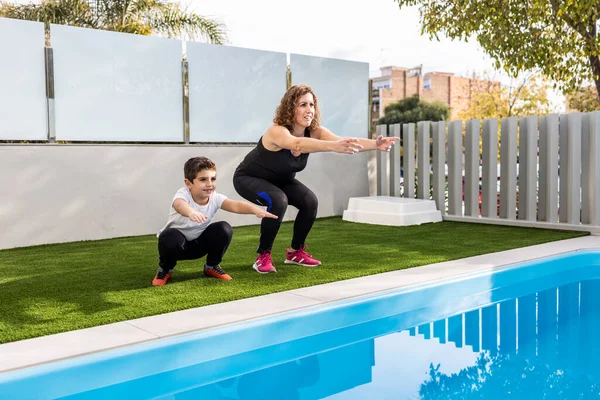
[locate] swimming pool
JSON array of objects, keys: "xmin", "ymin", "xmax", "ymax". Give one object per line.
[{"xmin": 1, "ymin": 249, "xmax": 599, "ymax": 399}]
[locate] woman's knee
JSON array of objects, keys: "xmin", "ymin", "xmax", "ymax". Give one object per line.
[{"xmin": 266, "ymin": 191, "xmax": 288, "ymax": 217}]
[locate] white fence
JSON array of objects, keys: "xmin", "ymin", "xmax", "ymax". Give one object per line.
[
  {"xmin": 410, "ymin": 279, "xmax": 598, "ymax": 372},
  {"xmin": 375, "ymin": 112, "xmax": 600, "ymax": 233},
  {"xmin": 0, "ymin": 17, "xmax": 369, "ymax": 143}
]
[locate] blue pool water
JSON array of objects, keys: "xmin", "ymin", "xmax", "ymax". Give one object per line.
[{"xmin": 2, "ymin": 250, "xmax": 600, "ymax": 399}]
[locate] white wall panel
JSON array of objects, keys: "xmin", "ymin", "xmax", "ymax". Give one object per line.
[
  {"xmin": 290, "ymin": 54, "xmax": 369, "ymax": 138},
  {"xmin": 51, "ymin": 25, "xmax": 183, "ymax": 142},
  {"xmin": 0, "ymin": 18, "xmax": 47, "ymax": 140},
  {"xmin": 187, "ymin": 43, "xmax": 287, "ymax": 142}
]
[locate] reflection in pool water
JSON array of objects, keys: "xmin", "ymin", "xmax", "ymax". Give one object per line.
[{"xmin": 167, "ymin": 279, "xmax": 600, "ymax": 399}]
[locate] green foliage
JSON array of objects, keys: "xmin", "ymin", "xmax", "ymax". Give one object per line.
[
  {"xmin": 458, "ymin": 73, "xmax": 554, "ymax": 120},
  {"xmin": 567, "ymin": 85, "xmax": 600, "ymax": 111},
  {"xmin": 394, "ymin": 0, "xmax": 600, "ymax": 100},
  {"xmin": 0, "ymin": 0, "xmax": 227, "ymax": 44},
  {"xmin": 378, "ymin": 94, "xmax": 449, "ymax": 126}
]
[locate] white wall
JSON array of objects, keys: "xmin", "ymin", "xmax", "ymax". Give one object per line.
[{"xmin": 0, "ymin": 145, "xmax": 369, "ymax": 250}]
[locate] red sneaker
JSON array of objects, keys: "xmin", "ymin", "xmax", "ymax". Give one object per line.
[
  {"xmin": 253, "ymin": 250, "xmax": 277, "ymax": 273},
  {"xmin": 152, "ymin": 269, "xmax": 172, "ymax": 286},
  {"xmin": 285, "ymin": 245, "xmax": 321, "ymax": 267},
  {"xmin": 204, "ymin": 265, "xmax": 232, "ymax": 281}
]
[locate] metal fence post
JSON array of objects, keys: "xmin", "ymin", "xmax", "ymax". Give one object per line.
[
  {"xmin": 44, "ymin": 47, "xmax": 56, "ymax": 143},
  {"xmin": 182, "ymin": 60, "xmax": 190, "ymax": 144}
]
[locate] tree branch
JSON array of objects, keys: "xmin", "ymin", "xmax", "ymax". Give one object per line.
[{"xmin": 551, "ymin": 0, "xmax": 594, "ymax": 41}]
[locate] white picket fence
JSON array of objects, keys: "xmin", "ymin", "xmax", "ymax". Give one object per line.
[{"xmin": 375, "ymin": 112, "xmax": 600, "ymax": 233}]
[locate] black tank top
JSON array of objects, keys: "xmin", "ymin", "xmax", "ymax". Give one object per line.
[{"xmin": 235, "ymin": 128, "xmax": 311, "ymax": 182}]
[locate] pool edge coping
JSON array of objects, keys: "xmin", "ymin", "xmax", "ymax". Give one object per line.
[{"xmin": 1, "ymin": 235, "xmax": 599, "ymax": 374}]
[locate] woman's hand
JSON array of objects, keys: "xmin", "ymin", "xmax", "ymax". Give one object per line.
[
  {"xmin": 375, "ymin": 135, "xmax": 400, "ymax": 152},
  {"xmin": 332, "ymin": 137, "xmax": 363, "ymax": 154}
]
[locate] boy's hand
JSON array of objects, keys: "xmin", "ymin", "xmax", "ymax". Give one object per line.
[
  {"xmin": 255, "ymin": 210, "xmax": 278, "ymax": 219},
  {"xmin": 188, "ymin": 210, "xmax": 207, "ymax": 223}
]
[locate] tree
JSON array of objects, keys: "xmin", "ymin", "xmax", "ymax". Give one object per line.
[
  {"xmin": 0, "ymin": 0, "xmax": 227, "ymax": 44},
  {"xmin": 393, "ymin": 0, "xmax": 600, "ymax": 101},
  {"xmin": 457, "ymin": 73, "xmax": 553, "ymax": 121},
  {"xmin": 379, "ymin": 95, "xmax": 448, "ymax": 187},
  {"xmin": 567, "ymin": 85, "xmax": 600, "ymax": 112},
  {"xmin": 378, "ymin": 94, "xmax": 449, "ymax": 126},
  {"xmin": 419, "ymin": 351, "xmax": 600, "ymax": 399}
]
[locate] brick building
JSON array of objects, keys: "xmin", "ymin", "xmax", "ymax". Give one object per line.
[{"xmin": 371, "ymin": 65, "xmax": 492, "ymax": 131}]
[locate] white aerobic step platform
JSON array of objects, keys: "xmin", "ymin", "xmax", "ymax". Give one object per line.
[{"xmin": 342, "ymin": 196, "xmax": 443, "ymax": 227}]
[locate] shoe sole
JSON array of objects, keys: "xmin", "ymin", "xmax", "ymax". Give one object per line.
[
  {"xmin": 204, "ymin": 272, "xmax": 232, "ymax": 281},
  {"xmin": 253, "ymin": 263, "xmax": 277, "ymax": 274},
  {"xmin": 284, "ymin": 260, "xmax": 321, "ymax": 267}
]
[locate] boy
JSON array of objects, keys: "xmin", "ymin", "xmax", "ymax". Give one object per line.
[{"xmin": 152, "ymin": 156, "xmax": 277, "ymax": 286}]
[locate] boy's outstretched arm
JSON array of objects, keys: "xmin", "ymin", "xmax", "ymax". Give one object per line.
[
  {"xmin": 221, "ymin": 199, "xmax": 278, "ymax": 219},
  {"xmin": 173, "ymin": 198, "xmax": 207, "ymax": 223}
]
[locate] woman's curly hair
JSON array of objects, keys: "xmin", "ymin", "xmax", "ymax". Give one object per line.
[{"xmin": 273, "ymin": 84, "xmax": 321, "ymax": 131}]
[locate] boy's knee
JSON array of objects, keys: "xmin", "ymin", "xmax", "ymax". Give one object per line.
[
  {"xmin": 214, "ymin": 221, "xmax": 233, "ymax": 240},
  {"xmin": 158, "ymin": 229, "xmax": 185, "ymax": 251}
]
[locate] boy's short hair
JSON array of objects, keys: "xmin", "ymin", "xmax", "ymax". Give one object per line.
[{"xmin": 184, "ymin": 157, "xmax": 216, "ymax": 182}]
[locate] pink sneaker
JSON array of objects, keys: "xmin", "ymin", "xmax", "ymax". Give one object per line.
[
  {"xmin": 285, "ymin": 245, "xmax": 321, "ymax": 267},
  {"xmin": 253, "ymin": 250, "xmax": 277, "ymax": 273}
]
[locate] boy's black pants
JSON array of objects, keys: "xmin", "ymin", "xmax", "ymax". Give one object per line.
[{"xmin": 158, "ymin": 221, "xmax": 233, "ymax": 270}]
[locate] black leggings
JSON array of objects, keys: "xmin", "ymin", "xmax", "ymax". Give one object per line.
[
  {"xmin": 233, "ymin": 175, "xmax": 318, "ymax": 253},
  {"xmin": 158, "ymin": 221, "xmax": 233, "ymax": 270}
]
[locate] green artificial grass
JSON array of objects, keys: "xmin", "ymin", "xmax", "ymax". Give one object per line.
[{"xmin": 0, "ymin": 217, "xmax": 587, "ymax": 343}]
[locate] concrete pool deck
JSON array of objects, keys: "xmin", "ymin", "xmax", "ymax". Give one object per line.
[{"xmin": 1, "ymin": 235, "xmax": 600, "ymax": 374}]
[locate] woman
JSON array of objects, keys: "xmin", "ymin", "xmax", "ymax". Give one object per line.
[{"xmin": 233, "ymin": 84, "xmax": 399, "ymax": 273}]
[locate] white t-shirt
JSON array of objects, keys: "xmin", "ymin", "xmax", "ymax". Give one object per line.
[{"xmin": 157, "ymin": 187, "xmax": 227, "ymax": 241}]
